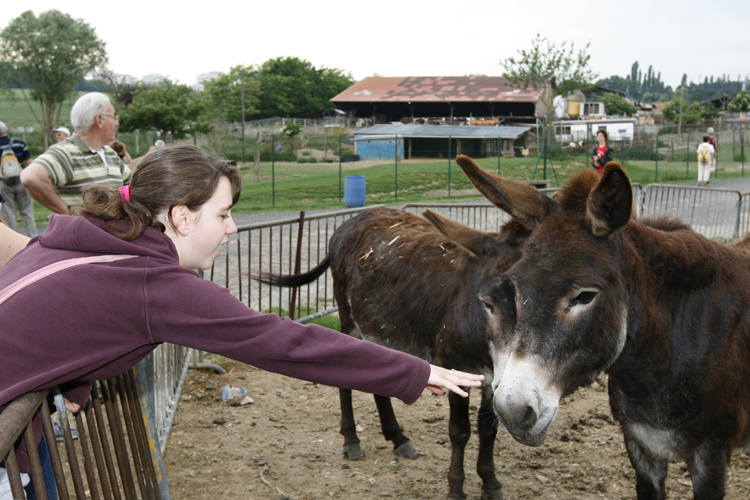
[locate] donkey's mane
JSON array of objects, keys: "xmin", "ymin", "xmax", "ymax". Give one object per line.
[
  {"xmin": 554, "ymin": 168, "xmax": 601, "ymax": 211},
  {"xmin": 638, "ymin": 214, "xmax": 692, "ymax": 232}
]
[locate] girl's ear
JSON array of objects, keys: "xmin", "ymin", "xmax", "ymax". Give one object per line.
[{"xmin": 170, "ymin": 205, "xmax": 190, "ymax": 236}]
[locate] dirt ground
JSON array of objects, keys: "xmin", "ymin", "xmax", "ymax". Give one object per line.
[{"xmin": 164, "ymin": 359, "xmax": 750, "ymax": 500}]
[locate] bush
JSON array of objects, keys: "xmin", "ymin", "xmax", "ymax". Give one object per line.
[
  {"xmin": 259, "ymin": 149, "xmax": 296, "ymax": 162},
  {"xmin": 548, "ymin": 145, "xmax": 586, "ymax": 160},
  {"xmin": 297, "ymin": 157, "xmax": 318, "ymax": 163}
]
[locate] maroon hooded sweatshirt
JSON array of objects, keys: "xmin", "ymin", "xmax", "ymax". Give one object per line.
[{"xmin": 0, "ymin": 215, "xmax": 430, "ymax": 468}]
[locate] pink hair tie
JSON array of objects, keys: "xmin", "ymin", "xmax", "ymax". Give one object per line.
[{"xmin": 119, "ymin": 185, "xmax": 131, "ymax": 202}]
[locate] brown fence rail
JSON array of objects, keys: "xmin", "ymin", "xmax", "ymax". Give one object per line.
[{"xmin": 1, "ymin": 369, "xmax": 168, "ymax": 499}]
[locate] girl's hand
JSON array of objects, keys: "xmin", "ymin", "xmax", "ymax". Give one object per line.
[
  {"xmin": 64, "ymin": 397, "xmax": 81, "ymax": 413},
  {"xmin": 426, "ymin": 365, "xmax": 484, "ymax": 397}
]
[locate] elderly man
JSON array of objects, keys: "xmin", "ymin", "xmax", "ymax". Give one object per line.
[
  {"xmin": 53, "ymin": 126, "xmax": 70, "ymax": 143},
  {"xmin": 0, "ymin": 120, "xmax": 37, "ymax": 236},
  {"xmin": 22, "ymin": 93, "xmax": 131, "ymax": 214}
]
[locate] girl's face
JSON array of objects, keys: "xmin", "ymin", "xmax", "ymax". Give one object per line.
[
  {"xmin": 173, "ymin": 176, "xmax": 237, "ymax": 270},
  {"xmin": 597, "ymin": 132, "xmax": 606, "ymax": 143}
]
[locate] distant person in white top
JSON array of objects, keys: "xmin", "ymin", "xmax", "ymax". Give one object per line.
[
  {"xmin": 54, "ymin": 126, "xmax": 70, "ymax": 143},
  {"xmin": 707, "ymin": 127, "xmax": 718, "ymax": 172},
  {"xmin": 696, "ymin": 135, "xmax": 715, "ymax": 187}
]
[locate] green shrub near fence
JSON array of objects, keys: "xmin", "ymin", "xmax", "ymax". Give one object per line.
[{"xmin": 622, "ymin": 145, "xmax": 653, "ymax": 161}]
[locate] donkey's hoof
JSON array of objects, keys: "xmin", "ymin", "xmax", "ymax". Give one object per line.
[
  {"xmin": 343, "ymin": 443, "xmax": 364, "ymax": 460},
  {"xmin": 394, "ymin": 441, "xmax": 418, "ymax": 459},
  {"xmin": 481, "ymin": 484, "xmax": 504, "ymax": 500}
]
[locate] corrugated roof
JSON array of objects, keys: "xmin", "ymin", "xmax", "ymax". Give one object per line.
[
  {"xmin": 355, "ymin": 124, "xmax": 533, "ymax": 140},
  {"xmin": 331, "ymin": 77, "xmax": 540, "ymax": 104}
]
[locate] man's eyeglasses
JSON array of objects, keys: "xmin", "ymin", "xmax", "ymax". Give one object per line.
[{"xmin": 101, "ymin": 113, "xmax": 119, "ymax": 123}]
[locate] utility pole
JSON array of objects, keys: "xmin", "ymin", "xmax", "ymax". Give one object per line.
[
  {"xmin": 678, "ymin": 87, "xmax": 684, "ymax": 136},
  {"xmin": 241, "ymin": 69, "xmax": 246, "ymax": 164}
]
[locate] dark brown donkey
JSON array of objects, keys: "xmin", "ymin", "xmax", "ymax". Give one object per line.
[
  {"xmin": 255, "ymin": 158, "xmax": 555, "ymax": 500},
  {"xmin": 485, "ymin": 162, "xmax": 750, "ymax": 500}
]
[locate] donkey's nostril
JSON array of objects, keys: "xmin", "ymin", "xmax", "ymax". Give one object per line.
[{"xmin": 518, "ymin": 405, "xmax": 537, "ymax": 431}]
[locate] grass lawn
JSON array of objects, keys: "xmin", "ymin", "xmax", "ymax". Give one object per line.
[
  {"xmin": 232, "ymin": 155, "xmax": 750, "ymax": 214},
  {"xmin": 0, "ymin": 89, "xmax": 80, "ymax": 129}
]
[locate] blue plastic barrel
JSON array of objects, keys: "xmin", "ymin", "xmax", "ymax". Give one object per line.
[{"xmin": 344, "ymin": 175, "xmax": 366, "ymax": 207}]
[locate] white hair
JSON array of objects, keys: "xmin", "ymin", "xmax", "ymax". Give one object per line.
[{"xmin": 70, "ymin": 92, "xmax": 111, "ymax": 134}]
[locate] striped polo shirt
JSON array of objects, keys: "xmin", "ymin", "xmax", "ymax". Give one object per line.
[{"xmin": 34, "ymin": 134, "xmax": 133, "ymax": 208}]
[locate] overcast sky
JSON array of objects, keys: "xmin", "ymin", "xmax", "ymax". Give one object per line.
[{"xmin": 6, "ymin": 0, "xmax": 749, "ymax": 90}]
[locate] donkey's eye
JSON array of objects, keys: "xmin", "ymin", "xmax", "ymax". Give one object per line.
[
  {"xmin": 482, "ymin": 300, "xmax": 495, "ymax": 313},
  {"xmin": 570, "ymin": 291, "xmax": 597, "ymax": 307}
]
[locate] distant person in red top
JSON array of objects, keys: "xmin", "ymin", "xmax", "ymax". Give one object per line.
[{"xmin": 591, "ymin": 129, "xmax": 614, "ymax": 173}]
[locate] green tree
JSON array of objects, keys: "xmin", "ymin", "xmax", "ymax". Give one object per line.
[
  {"xmin": 596, "ymin": 61, "xmax": 673, "ymax": 102},
  {"xmin": 119, "ymin": 81, "xmax": 210, "ymax": 139},
  {"xmin": 728, "ymin": 90, "xmax": 750, "ymax": 115},
  {"xmin": 600, "ymin": 93, "xmax": 637, "ymax": 116},
  {"xmin": 0, "ymin": 10, "xmax": 107, "ymax": 141},
  {"xmin": 97, "ymin": 69, "xmax": 137, "ymax": 111},
  {"xmin": 500, "ymin": 34, "xmax": 597, "ymax": 128},
  {"xmin": 254, "ymin": 57, "xmax": 354, "ymax": 119},
  {"xmin": 663, "ymin": 97, "xmax": 702, "ymax": 124},
  {"xmin": 701, "ymin": 102, "xmax": 721, "ymax": 121},
  {"xmin": 280, "ymin": 122, "xmax": 303, "ymax": 155},
  {"xmin": 596, "ymin": 75, "xmax": 632, "ymax": 95},
  {"xmin": 202, "ymin": 65, "xmax": 261, "ymax": 123},
  {"xmin": 627, "ymin": 61, "xmax": 642, "ymax": 98}
]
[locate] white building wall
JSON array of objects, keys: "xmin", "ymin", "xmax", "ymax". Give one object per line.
[{"xmin": 555, "ymin": 119, "xmax": 636, "ymax": 143}]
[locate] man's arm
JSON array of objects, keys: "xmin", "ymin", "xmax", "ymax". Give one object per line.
[
  {"xmin": 21, "ymin": 162, "xmax": 69, "ymax": 214},
  {"xmin": 0, "ymin": 224, "xmax": 31, "ymax": 269}
]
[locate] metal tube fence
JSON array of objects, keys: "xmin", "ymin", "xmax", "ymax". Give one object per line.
[
  {"xmin": 206, "ymin": 206, "xmax": 378, "ymax": 320},
  {"xmin": 641, "ymin": 185, "xmax": 742, "ymax": 240},
  {"xmin": 399, "ymin": 201, "xmax": 512, "ymax": 234},
  {"xmin": 135, "ymin": 344, "xmax": 191, "ymax": 455},
  {"xmin": 740, "ymin": 193, "xmax": 750, "ymax": 237}
]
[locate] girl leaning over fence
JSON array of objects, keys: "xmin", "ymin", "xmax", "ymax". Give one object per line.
[{"xmin": 0, "ymin": 145, "xmax": 483, "ymax": 498}]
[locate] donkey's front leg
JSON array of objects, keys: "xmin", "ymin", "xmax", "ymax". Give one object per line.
[
  {"xmin": 622, "ymin": 428, "xmax": 668, "ymax": 500},
  {"xmin": 477, "ymin": 386, "xmax": 503, "ymax": 499},
  {"xmin": 447, "ymin": 390, "xmax": 471, "ymax": 499},
  {"xmin": 688, "ymin": 439, "xmax": 729, "ymax": 500}
]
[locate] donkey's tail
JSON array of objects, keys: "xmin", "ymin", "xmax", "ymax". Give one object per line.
[{"xmin": 252, "ymin": 256, "xmax": 332, "ymax": 288}]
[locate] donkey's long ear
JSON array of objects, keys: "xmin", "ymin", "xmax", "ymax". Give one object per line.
[
  {"xmin": 586, "ymin": 162, "xmax": 633, "ymax": 237},
  {"xmin": 456, "ymin": 155, "xmax": 556, "ymax": 229},
  {"xmin": 423, "ymin": 209, "xmax": 497, "ymax": 257}
]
